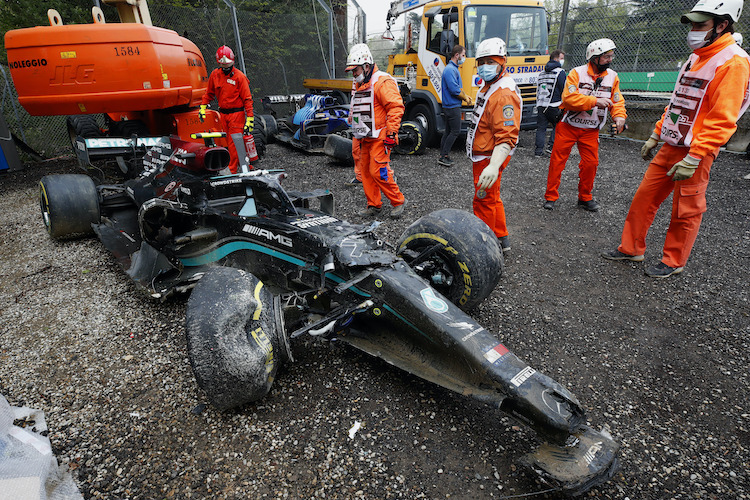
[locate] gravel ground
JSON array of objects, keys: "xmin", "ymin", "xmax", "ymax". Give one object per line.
[{"xmin": 0, "ymin": 131, "xmax": 748, "ymax": 499}]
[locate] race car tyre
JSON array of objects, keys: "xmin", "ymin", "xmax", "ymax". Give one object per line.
[
  {"xmin": 258, "ymin": 114, "xmax": 277, "ymax": 143},
  {"xmin": 407, "ymin": 103, "xmax": 437, "ymax": 146},
  {"xmin": 66, "ymin": 115, "xmax": 101, "ymax": 151},
  {"xmin": 394, "ymin": 120, "xmax": 426, "ymax": 155},
  {"xmin": 324, "ymin": 133, "xmax": 354, "ymax": 164},
  {"xmin": 39, "ymin": 174, "xmax": 100, "ymax": 239},
  {"xmin": 186, "ymin": 266, "xmax": 283, "ymax": 411},
  {"xmin": 114, "ymin": 119, "xmax": 150, "ymax": 138},
  {"xmin": 252, "ymin": 128, "xmax": 266, "ymax": 159},
  {"xmin": 397, "ymin": 209, "xmax": 503, "ymax": 311}
]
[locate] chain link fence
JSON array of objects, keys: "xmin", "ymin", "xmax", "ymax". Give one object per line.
[
  {"xmin": 0, "ymin": 0, "xmax": 348, "ymax": 160},
  {"xmin": 545, "ymin": 0, "xmax": 750, "ymax": 147},
  {"xmin": 2, "ymin": 0, "xmax": 749, "ymax": 160}
]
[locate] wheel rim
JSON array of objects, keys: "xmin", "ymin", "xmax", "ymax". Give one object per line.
[
  {"xmin": 414, "ymin": 113, "xmax": 429, "ymax": 131},
  {"xmin": 39, "ymin": 184, "xmax": 52, "ymax": 231},
  {"xmin": 396, "ymin": 127, "xmax": 419, "ymax": 154},
  {"xmin": 400, "ymin": 244, "xmax": 458, "ymax": 298}
]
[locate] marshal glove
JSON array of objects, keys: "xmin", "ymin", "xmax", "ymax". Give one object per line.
[
  {"xmin": 198, "ymin": 104, "xmax": 207, "ymax": 123},
  {"xmin": 244, "ymin": 116, "xmax": 254, "ymax": 135},
  {"xmin": 477, "ymin": 143, "xmax": 511, "ymax": 190},
  {"xmin": 667, "ymin": 154, "xmax": 701, "ymax": 181},
  {"xmin": 641, "ymin": 132, "xmax": 659, "ymax": 161},
  {"xmin": 383, "ymin": 133, "xmax": 397, "ymax": 154}
]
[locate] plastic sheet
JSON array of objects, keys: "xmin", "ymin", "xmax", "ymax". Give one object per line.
[{"xmin": 0, "ymin": 394, "xmax": 83, "ymax": 500}]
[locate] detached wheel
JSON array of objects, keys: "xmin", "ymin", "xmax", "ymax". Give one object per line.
[
  {"xmin": 186, "ymin": 267, "xmax": 283, "ymax": 411},
  {"xmin": 258, "ymin": 114, "xmax": 277, "ymax": 143},
  {"xmin": 394, "ymin": 120, "xmax": 426, "ymax": 155},
  {"xmin": 408, "ymin": 103, "xmax": 437, "ymax": 146},
  {"xmin": 39, "ymin": 174, "xmax": 99, "ymax": 239},
  {"xmin": 397, "ymin": 209, "xmax": 503, "ymax": 311},
  {"xmin": 251, "ymin": 129, "xmax": 266, "ymax": 159},
  {"xmin": 324, "ymin": 133, "xmax": 354, "ymax": 164}
]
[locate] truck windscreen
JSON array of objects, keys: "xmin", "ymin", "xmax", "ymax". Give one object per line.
[{"xmin": 464, "ymin": 6, "xmax": 548, "ymax": 57}]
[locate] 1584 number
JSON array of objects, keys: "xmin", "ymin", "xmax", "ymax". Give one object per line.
[{"xmin": 114, "ymin": 46, "xmax": 141, "ymax": 56}]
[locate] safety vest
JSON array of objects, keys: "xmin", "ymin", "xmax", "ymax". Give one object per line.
[
  {"xmin": 536, "ymin": 67, "xmax": 564, "ymax": 107},
  {"xmin": 660, "ymin": 44, "xmax": 750, "ymax": 147},
  {"xmin": 466, "ymin": 75, "xmax": 521, "ymax": 162},
  {"xmin": 562, "ymin": 65, "xmax": 618, "ymax": 130},
  {"xmin": 350, "ymin": 71, "xmax": 394, "ymax": 139}
]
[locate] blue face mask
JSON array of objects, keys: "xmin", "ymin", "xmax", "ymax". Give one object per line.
[{"xmin": 477, "ymin": 64, "xmax": 499, "ymax": 82}]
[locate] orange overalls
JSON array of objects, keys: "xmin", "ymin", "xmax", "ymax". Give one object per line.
[
  {"xmin": 466, "ymin": 70, "xmax": 521, "ymax": 238},
  {"xmin": 201, "ymin": 67, "xmax": 254, "ymax": 174},
  {"xmin": 350, "ymin": 65, "xmax": 405, "ymax": 209},
  {"xmin": 618, "ymin": 34, "xmax": 750, "ymax": 268},
  {"xmin": 545, "ymin": 63, "xmax": 626, "ymax": 202}
]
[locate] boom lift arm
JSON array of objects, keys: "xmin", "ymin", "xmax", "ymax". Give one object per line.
[{"xmin": 386, "ymin": 0, "xmax": 435, "ymax": 30}]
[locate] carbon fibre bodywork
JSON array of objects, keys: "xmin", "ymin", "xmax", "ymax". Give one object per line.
[{"xmin": 42, "ymin": 135, "xmax": 619, "ymax": 495}]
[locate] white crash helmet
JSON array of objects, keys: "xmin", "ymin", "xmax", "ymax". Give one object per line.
[
  {"xmin": 345, "ymin": 43, "xmax": 373, "ymax": 70},
  {"xmin": 476, "ymin": 37, "xmax": 508, "ymax": 59},
  {"xmin": 586, "ymin": 38, "xmax": 616, "ymax": 61},
  {"xmin": 681, "ymin": 0, "xmax": 743, "ymax": 23},
  {"xmin": 734, "ymin": 33, "xmax": 743, "ymax": 45}
]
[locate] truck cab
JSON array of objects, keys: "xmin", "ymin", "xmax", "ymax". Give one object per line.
[{"xmin": 387, "ymin": 0, "xmax": 549, "ymax": 143}]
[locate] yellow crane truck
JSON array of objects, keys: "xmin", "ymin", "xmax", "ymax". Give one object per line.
[{"xmin": 304, "ymin": 0, "xmax": 550, "ymax": 147}]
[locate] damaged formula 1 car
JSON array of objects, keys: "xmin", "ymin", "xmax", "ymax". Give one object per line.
[
  {"xmin": 39, "ymin": 133, "xmax": 619, "ymax": 496},
  {"xmin": 260, "ymin": 93, "xmax": 426, "ymax": 163}
]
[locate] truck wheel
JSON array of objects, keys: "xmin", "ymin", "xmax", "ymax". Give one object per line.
[
  {"xmin": 39, "ymin": 174, "xmax": 100, "ymax": 239},
  {"xmin": 394, "ymin": 120, "xmax": 426, "ymax": 155},
  {"xmin": 66, "ymin": 115, "xmax": 101, "ymax": 150},
  {"xmin": 258, "ymin": 115, "xmax": 277, "ymax": 143},
  {"xmin": 408, "ymin": 103, "xmax": 437, "ymax": 146},
  {"xmin": 186, "ymin": 267, "xmax": 283, "ymax": 411},
  {"xmin": 397, "ymin": 209, "xmax": 503, "ymax": 311},
  {"xmin": 324, "ymin": 134, "xmax": 354, "ymax": 164}
]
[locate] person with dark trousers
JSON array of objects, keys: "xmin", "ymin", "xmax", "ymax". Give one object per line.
[
  {"xmin": 438, "ymin": 45, "xmax": 473, "ymax": 167},
  {"xmin": 534, "ymin": 50, "xmax": 566, "ymax": 157}
]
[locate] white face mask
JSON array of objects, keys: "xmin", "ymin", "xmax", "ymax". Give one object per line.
[
  {"xmin": 559, "ymin": 58, "xmax": 565, "ymax": 67},
  {"xmin": 354, "ymin": 73, "xmax": 365, "ymax": 83},
  {"xmin": 457, "ymin": 56, "xmax": 466, "ymax": 65},
  {"xmin": 687, "ymin": 29, "xmax": 709, "ymax": 50}
]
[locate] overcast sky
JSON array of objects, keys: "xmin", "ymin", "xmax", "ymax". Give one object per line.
[{"xmin": 350, "ymin": 0, "xmax": 423, "ymax": 39}]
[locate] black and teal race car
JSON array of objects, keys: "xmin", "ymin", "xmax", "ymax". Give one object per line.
[{"xmin": 39, "ymin": 133, "xmax": 619, "ymax": 496}]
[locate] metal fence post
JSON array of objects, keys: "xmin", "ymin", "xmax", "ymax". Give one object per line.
[{"xmin": 222, "ymin": 0, "xmax": 246, "ymax": 74}]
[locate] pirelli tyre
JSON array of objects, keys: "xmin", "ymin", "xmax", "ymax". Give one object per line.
[
  {"xmin": 397, "ymin": 209, "xmax": 503, "ymax": 311},
  {"xmin": 186, "ymin": 266, "xmax": 284, "ymax": 411},
  {"xmin": 39, "ymin": 174, "xmax": 100, "ymax": 239},
  {"xmin": 323, "ymin": 133, "xmax": 354, "ymax": 164},
  {"xmin": 394, "ymin": 120, "xmax": 426, "ymax": 155}
]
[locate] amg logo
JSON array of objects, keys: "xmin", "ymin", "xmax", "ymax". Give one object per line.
[
  {"xmin": 291, "ymin": 215, "xmax": 338, "ymax": 228},
  {"xmin": 242, "ymin": 224, "xmax": 293, "ymax": 247}
]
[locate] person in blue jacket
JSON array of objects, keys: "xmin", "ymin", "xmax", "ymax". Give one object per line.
[
  {"xmin": 534, "ymin": 50, "xmax": 566, "ymax": 157},
  {"xmin": 439, "ymin": 45, "xmax": 473, "ymax": 167}
]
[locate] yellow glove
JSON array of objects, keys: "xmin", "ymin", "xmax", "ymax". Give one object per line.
[
  {"xmin": 477, "ymin": 143, "xmax": 511, "ymax": 190},
  {"xmin": 641, "ymin": 132, "xmax": 659, "ymax": 161},
  {"xmin": 198, "ymin": 104, "xmax": 207, "ymax": 123},
  {"xmin": 667, "ymin": 154, "xmax": 701, "ymax": 181},
  {"xmin": 244, "ymin": 116, "xmax": 254, "ymax": 135}
]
